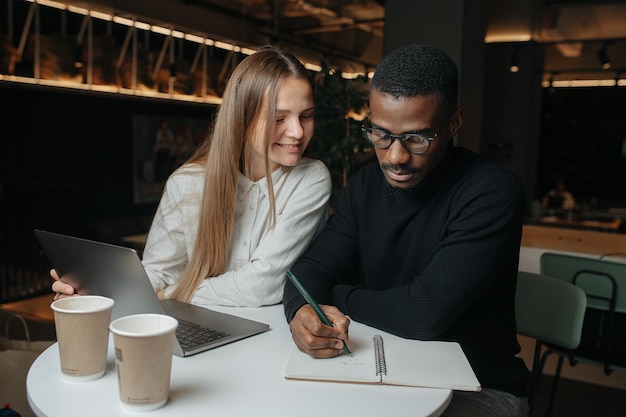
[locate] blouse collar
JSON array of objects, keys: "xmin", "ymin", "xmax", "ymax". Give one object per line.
[{"xmin": 237, "ymin": 166, "xmax": 286, "ymax": 200}]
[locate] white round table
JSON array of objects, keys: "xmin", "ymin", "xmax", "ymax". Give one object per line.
[{"xmin": 28, "ymin": 305, "xmax": 452, "ymax": 417}]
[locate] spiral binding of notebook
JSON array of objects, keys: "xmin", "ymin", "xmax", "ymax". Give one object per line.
[{"xmin": 373, "ymin": 334, "xmax": 387, "ymax": 376}]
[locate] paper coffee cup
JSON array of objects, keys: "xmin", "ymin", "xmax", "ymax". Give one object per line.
[
  {"xmin": 51, "ymin": 295, "xmax": 114, "ymax": 382},
  {"xmin": 110, "ymin": 313, "xmax": 178, "ymax": 412}
]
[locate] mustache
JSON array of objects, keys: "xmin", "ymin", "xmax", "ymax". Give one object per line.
[{"xmin": 381, "ymin": 163, "xmax": 420, "ymax": 175}]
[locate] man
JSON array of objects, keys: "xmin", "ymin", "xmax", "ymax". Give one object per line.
[{"xmin": 283, "ymin": 44, "xmax": 529, "ymax": 417}]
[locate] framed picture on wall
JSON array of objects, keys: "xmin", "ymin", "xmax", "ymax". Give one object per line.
[{"xmin": 132, "ymin": 114, "xmax": 210, "ymax": 204}]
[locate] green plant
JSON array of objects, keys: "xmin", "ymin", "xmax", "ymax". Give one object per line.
[{"xmin": 306, "ymin": 60, "xmax": 374, "ymax": 206}]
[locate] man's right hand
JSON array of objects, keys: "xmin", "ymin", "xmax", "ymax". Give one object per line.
[
  {"xmin": 288, "ymin": 304, "xmax": 351, "ymax": 359},
  {"xmin": 51, "ymin": 269, "xmax": 77, "ymax": 300}
]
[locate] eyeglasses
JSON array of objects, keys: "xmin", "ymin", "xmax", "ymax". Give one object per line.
[{"xmin": 361, "ymin": 122, "xmax": 446, "ymax": 155}]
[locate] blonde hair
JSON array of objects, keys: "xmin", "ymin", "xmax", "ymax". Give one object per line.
[{"xmin": 169, "ymin": 46, "xmax": 314, "ymax": 303}]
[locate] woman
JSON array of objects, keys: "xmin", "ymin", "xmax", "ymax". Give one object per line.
[{"xmin": 52, "ymin": 45, "xmax": 332, "ymax": 307}]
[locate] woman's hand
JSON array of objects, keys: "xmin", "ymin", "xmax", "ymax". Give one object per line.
[{"xmin": 50, "ymin": 269, "xmax": 77, "ymax": 300}]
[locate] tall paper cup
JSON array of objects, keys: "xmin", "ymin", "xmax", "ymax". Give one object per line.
[
  {"xmin": 110, "ymin": 313, "xmax": 178, "ymax": 412},
  {"xmin": 51, "ymin": 295, "xmax": 114, "ymax": 382}
]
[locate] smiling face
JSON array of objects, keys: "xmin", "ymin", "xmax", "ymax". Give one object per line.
[
  {"xmin": 250, "ymin": 76, "xmax": 315, "ymax": 180},
  {"xmin": 369, "ymin": 89, "xmax": 462, "ymax": 189}
]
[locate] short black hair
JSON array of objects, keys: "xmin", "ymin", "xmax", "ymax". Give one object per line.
[{"xmin": 371, "ymin": 44, "xmax": 459, "ymax": 114}]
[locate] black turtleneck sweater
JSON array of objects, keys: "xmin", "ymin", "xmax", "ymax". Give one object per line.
[{"xmin": 283, "ymin": 146, "xmax": 530, "ymax": 397}]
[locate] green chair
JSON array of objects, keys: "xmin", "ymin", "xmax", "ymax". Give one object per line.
[
  {"xmin": 515, "ymin": 271, "xmax": 587, "ymax": 417},
  {"xmin": 538, "ymin": 253, "xmax": 626, "ymax": 416},
  {"xmin": 540, "ymin": 252, "xmax": 626, "ymax": 372}
]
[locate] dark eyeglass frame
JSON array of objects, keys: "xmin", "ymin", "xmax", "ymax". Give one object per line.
[{"xmin": 361, "ymin": 121, "xmax": 447, "ymax": 155}]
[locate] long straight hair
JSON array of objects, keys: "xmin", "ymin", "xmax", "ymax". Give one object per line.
[{"xmin": 169, "ymin": 46, "xmax": 314, "ymax": 303}]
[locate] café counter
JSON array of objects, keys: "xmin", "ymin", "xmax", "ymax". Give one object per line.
[{"xmin": 519, "ymin": 224, "xmax": 626, "ymax": 273}]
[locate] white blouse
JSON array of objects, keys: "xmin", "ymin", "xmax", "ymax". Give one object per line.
[{"xmin": 141, "ymin": 158, "xmax": 332, "ymax": 307}]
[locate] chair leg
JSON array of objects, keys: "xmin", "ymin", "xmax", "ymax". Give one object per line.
[
  {"xmin": 545, "ymin": 355, "xmax": 564, "ymax": 417},
  {"xmin": 527, "ymin": 340, "xmax": 548, "ymax": 417}
]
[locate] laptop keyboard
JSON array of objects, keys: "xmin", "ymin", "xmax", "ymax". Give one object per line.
[{"xmin": 176, "ymin": 319, "xmax": 231, "ymax": 349}]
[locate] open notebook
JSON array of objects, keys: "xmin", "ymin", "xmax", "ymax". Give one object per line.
[{"xmin": 285, "ymin": 320, "xmax": 481, "ymax": 391}]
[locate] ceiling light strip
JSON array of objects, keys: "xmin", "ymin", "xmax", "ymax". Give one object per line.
[{"xmin": 542, "ymin": 79, "xmax": 624, "ymax": 88}]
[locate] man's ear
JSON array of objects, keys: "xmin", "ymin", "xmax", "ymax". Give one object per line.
[{"xmin": 448, "ymin": 108, "xmax": 463, "ymax": 137}]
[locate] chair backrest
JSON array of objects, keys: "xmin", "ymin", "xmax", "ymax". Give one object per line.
[
  {"xmin": 515, "ymin": 271, "xmax": 587, "ymax": 412},
  {"xmin": 516, "ymin": 271, "xmax": 587, "ymax": 350},
  {"xmin": 540, "ymin": 252, "xmax": 626, "ymax": 313}
]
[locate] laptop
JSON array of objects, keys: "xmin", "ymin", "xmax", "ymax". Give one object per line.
[{"xmin": 34, "ymin": 229, "xmax": 270, "ymax": 357}]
